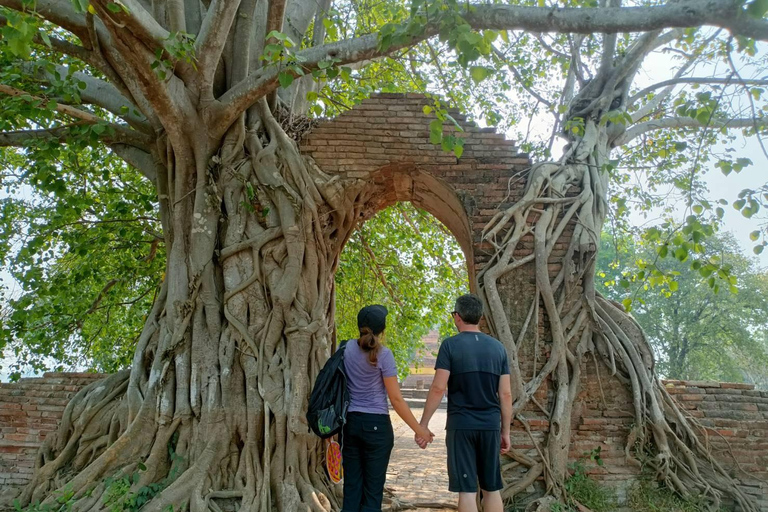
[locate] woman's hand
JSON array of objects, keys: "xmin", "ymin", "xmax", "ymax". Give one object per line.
[{"xmin": 414, "ymin": 425, "xmax": 434, "ymax": 449}]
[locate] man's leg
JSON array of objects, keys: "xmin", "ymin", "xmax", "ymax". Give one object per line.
[
  {"xmin": 447, "ymin": 430, "xmax": 479, "ymax": 511},
  {"xmin": 457, "ymin": 492, "xmax": 478, "ymax": 512},
  {"xmin": 479, "ymin": 489, "xmax": 503, "ymax": 512},
  {"xmin": 476, "ymin": 430, "xmax": 504, "ymax": 512}
]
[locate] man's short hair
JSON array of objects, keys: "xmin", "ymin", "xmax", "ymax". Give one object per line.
[{"xmin": 454, "ymin": 294, "xmax": 483, "ymax": 325}]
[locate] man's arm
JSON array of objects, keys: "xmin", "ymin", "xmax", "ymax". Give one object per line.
[
  {"xmin": 420, "ymin": 369, "xmax": 449, "ymax": 430},
  {"xmin": 499, "ymin": 374, "xmax": 513, "ymax": 454}
]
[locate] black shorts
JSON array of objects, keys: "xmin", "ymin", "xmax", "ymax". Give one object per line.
[{"xmin": 446, "ymin": 429, "xmax": 503, "ymax": 493}]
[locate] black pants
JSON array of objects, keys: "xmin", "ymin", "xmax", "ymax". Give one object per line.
[{"xmin": 341, "ymin": 412, "xmax": 394, "ymax": 512}]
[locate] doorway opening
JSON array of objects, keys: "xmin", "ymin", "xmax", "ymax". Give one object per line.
[{"xmin": 333, "ymin": 201, "xmax": 469, "ymax": 506}]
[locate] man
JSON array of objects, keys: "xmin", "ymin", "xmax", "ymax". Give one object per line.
[{"xmin": 417, "ymin": 294, "xmax": 513, "ymax": 512}]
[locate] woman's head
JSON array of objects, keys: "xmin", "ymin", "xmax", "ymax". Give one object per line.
[{"xmin": 357, "ymin": 305, "xmax": 388, "ymax": 365}]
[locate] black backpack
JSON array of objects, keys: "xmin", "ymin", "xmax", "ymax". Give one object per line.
[{"xmin": 307, "ymin": 340, "xmax": 350, "ymax": 438}]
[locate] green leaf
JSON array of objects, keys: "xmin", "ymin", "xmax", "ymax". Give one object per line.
[
  {"xmin": 469, "ymin": 66, "xmax": 492, "ymax": 84},
  {"xmin": 750, "ymin": 230, "xmax": 761, "ymax": 241},
  {"xmin": 747, "ymin": 0, "xmax": 768, "ymax": 18},
  {"xmin": 692, "ymin": 205, "xmax": 703, "ymax": 214},
  {"xmin": 278, "ymin": 71, "xmax": 294, "ymax": 88},
  {"xmin": 755, "ymin": 245, "xmax": 765, "ymax": 255},
  {"xmin": 621, "ymin": 298, "xmax": 633, "ymax": 312},
  {"xmin": 266, "ymin": 30, "xmax": 288, "ymax": 41},
  {"xmin": 39, "ymin": 30, "xmax": 52, "ymax": 48},
  {"xmin": 70, "ymin": 0, "xmax": 89, "ymax": 13},
  {"xmin": 429, "ymin": 119, "xmax": 443, "ymax": 144}
]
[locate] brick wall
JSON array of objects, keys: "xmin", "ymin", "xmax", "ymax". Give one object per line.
[
  {"xmin": 0, "ymin": 372, "xmax": 105, "ymax": 496},
  {"xmin": 507, "ymin": 360, "xmax": 768, "ymax": 508},
  {"xmin": 300, "ymin": 92, "xmax": 532, "ymax": 285},
  {"xmin": 664, "ymin": 380, "xmax": 768, "ymax": 509}
]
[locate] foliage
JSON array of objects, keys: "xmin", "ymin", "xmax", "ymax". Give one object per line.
[
  {"xmin": 0, "ymin": 142, "xmax": 163, "ymax": 380},
  {"xmin": 14, "ymin": 486, "xmax": 76, "ymax": 512},
  {"xmin": 626, "ymin": 478, "xmax": 719, "ymax": 512},
  {"xmin": 335, "ymin": 202, "xmax": 468, "ymax": 377},
  {"xmin": 597, "ymin": 230, "xmax": 768, "ymax": 384},
  {"xmin": 1, "ymin": 0, "xmax": 767, "ymax": 381},
  {"xmin": 1, "ymin": 0, "xmax": 768, "ymax": 508},
  {"xmin": 560, "ymin": 449, "xmax": 617, "ymax": 512},
  {"xmin": 103, "ymin": 458, "xmax": 180, "ymax": 512}
]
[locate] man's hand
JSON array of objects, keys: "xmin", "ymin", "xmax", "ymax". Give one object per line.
[
  {"xmin": 414, "ymin": 424, "xmax": 434, "ymax": 449},
  {"xmin": 500, "ymin": 431, "xmax": 511, "ymax": 454}
]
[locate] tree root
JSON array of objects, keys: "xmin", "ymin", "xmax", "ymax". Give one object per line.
[{"xmin": 478, "ymin": 111, "xmax": 758, "ymax": 511}]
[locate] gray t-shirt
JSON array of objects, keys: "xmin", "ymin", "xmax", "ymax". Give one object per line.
[{"xmin": 344, "ymin": 340, "xmax": 397, "ymax": 415}]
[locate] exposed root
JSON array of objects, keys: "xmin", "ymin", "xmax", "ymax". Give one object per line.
[{"xmin": 478, "ymin": 108, "xmax": 758, "ymax": 510}]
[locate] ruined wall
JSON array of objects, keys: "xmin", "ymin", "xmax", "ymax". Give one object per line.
[
  {"xmin": 0, "ymin": 372, "xmax": 104, "ymax": 495},
  {"xmin": 1, "ymin": 95, "xmax": 766, "ymax": 509}
]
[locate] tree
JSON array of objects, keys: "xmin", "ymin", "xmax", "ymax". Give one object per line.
[
  {"xmin": 597, "ymin": 230, "xmax": 768, "ymax": 385},
  {"xmin": 2, "ymin": 0, "xmax": 768, "ymax": 510}
]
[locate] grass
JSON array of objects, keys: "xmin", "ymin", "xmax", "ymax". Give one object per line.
[
  {"xmin": 564, "ymin": 459, "xmax": 617, "ymax": 512},
  {"xmin": 626, "ymin": 478, "xmax": 721, "ymax": 512}
]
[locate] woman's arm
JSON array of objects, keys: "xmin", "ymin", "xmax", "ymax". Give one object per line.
[{"xmin": 383, "ymin": 376, "xmax": 434, "ymax": 443}]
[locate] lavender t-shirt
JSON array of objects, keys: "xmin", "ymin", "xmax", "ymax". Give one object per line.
[{"xmin": 344, "ymin": 340, "xmax": 397, "ymax": 415}]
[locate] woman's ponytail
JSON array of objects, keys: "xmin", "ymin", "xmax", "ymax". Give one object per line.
[{"xmin": 358, "ymin": 326, "xmax": 381, "ymax": 366}]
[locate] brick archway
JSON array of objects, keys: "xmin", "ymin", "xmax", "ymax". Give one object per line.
[{"xmin": 300, "ymin": 93, "xmax": 532, "ymax": 294}]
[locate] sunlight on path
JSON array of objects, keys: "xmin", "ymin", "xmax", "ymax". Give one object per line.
[{"xmin": 387, "ymin": 408, "xmax": 455, "ymax": 510}]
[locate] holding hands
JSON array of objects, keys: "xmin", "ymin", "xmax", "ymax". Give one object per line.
[{"xmin": 414, "ymin": 423, "xmax": 434, "ymax": 449}]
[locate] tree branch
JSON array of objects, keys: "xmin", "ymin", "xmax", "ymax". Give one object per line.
[
  {"xmin": 0, "ymin": 84, "xmax": 105, "ymax": 124},
  {"xmin": 630, "ymin": 30, "xmax": 723, "ymax": 123},
  {"xmin": 492, "ymin": 45, "xmax": 553, "ymax": 108},
  {"xmin": 614, "ymin": 116, "xmax": 768, "ymax": 146},
  {"xmin": 213, "ymin": 0, "xmax": 768, "ymax": 135},
  {"xmin": 18, "ymin": 63, "xmax": 150, "ymax": 130},
  {"xmin": 460, "ymin": 1, "xmax": 768, "ymax": 41},
  {"xmin": 0, "ymin": 0, "xmax": 88, "ymax": 39},
  {"xmin": 0, "ymin": 123, "xmax": 152, "ymax": 150},
  {"xmin": 630, "ymin": 77, "xmax": 768, "ymax": 106},
  {"xmin": 359, "ymin": 233, "xmax": 405, "ymax": 310},
  {"xmin": 109, "ymin": 143, "xmax": 158, "ymax": 182},
  {"xmin": 90, "ymin": 0, "xmax": 170, "ymax": 51},
  {"xmin": 195, "ymin": 0, "xmax": 243, "ymax": 91}
]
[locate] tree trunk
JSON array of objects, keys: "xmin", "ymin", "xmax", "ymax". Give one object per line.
[{"xmin": 20, "ymin": 101, "xmax": 359, "ymax": 512}]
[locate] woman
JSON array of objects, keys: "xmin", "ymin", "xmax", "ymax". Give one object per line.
[{"xmin": 341, "ymin": 304, "xmax": 434, "ymax": 512}]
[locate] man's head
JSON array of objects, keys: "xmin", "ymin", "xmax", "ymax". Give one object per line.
[{"xmin": 452, "ymin": 294, "xmax": 483, "ymax": 329}]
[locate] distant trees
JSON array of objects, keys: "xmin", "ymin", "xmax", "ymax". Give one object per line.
[{"xmin": 598, "ymin": 231, "xmax": 768, "ymax": 387}]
